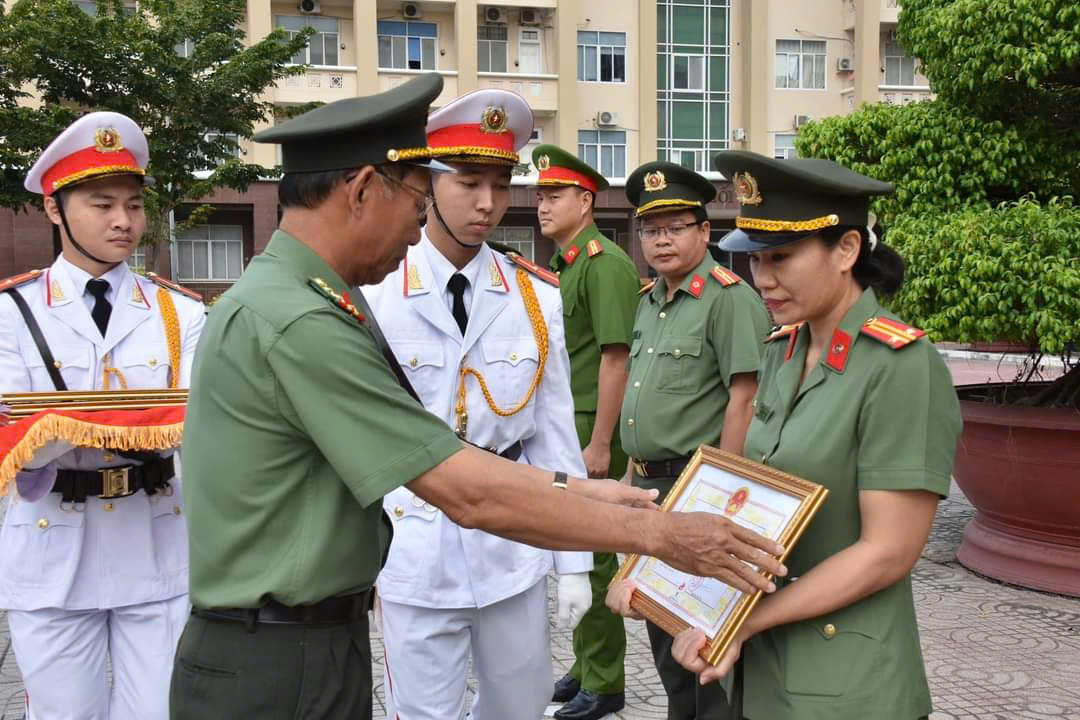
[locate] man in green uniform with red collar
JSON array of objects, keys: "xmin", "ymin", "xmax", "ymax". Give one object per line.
[
  {"xmin": 620, "ymin": 161, "xmax": 772, "ymax": 720},
  {"xmin": 534, "ymin": 145, "xmax": 641, "ymax": 720}
]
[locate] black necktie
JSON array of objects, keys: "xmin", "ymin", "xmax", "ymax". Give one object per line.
[
  {"xmin": 86, "ymin": 278, "xmax": 112, "ymax": 337},
  {"xmin": 447, "ymin": 273, "xmax": 469, "ymax": 336}
]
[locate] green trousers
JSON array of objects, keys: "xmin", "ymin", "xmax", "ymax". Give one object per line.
[
  {"xmin": 567, "ymin": 411, "xmax": 628, "ymax": 694},
  {"xmin": 169, "ymin": 611, "xmax": 372, "ymax": 719},
  {"xmin": 633, "ymin": 470, "xmax": 741, "ymax": 720}
]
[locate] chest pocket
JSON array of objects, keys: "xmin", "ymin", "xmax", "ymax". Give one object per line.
[
  {"xmin": 781, "ymin": 600, "xmax": 887, "ymax": 698},
  {"xmin": 477, "ymin": 337, "xmax": 540, "ymax": 406},
  {"xmin": 394, "ymin": 341, "xmax": 445, "ymax": 394},
  {"xmin": 655, "ymin": 335, "xmax": 703, "ymax": 395},
  {"xmin": 25, "ymin": 346, "xmax": 91, "ymax": 391},
  {"xmin": 115, "ymin": 343, "xmax": 173, "ymax": 388}
]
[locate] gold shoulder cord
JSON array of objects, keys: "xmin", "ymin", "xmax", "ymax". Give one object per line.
[
  {"xmin": 454, "ymin": 268, "xmax": 548, "ymax": 438},
  {"xmin": 157, "ymin": 287, "xmax": 182, "ymax": 389}
]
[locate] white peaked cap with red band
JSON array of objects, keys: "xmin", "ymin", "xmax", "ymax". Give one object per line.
[
  {"xmin": 424, "ymin": 88, "xmax": 533, "ymax": 165},
  {"xmin": 25, "ymin": 112, "xmax": 150, "ymax": 196}
]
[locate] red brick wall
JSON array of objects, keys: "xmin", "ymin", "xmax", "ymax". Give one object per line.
[{"xmin": 0, "ymin": 206, "xmax": 57, "ymax": 277}]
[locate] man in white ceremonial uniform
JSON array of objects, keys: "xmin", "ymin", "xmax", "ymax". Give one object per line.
[
  {"xmin": 362, "ymin": 90, "xmax": 593, "ymax": 720},
  {"xmin": 0, "ymin": 113, "xmax": 205, "ymax": 720}
]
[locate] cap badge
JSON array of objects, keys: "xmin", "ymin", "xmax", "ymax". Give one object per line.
[
  {"xmin": 643, "ymin": 171, "xmax": 667, "ymax": 192},
  {"xmin": 481, "ymin": 106, "xmax": 509, "ymax": 134},
  {"xmin": 537, "ymin": 154, "xmax": 551, "ymax": 171},
  {"xmin": 733, "ymin": 172, "xmax": 763, "ymax": 206},
  {"xmin": 94, "ymin": 128, "xmax": 124, "ymax": 153}
]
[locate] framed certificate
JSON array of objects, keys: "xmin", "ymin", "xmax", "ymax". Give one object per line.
[{"xmin": 612, "ymin": 445, "xmax": 828, "ymax": 666}]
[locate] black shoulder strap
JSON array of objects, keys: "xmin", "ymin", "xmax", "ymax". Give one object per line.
[
  {"xmin": 4, "ymin": 288, "xmax": 67, "ymax": 391},
  {"xmin": 351, "ymin": 291, "xmax": 422, "ymax": 405}
]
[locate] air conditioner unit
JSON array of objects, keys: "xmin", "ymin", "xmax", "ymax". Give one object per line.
[
  {"xmin": 732, "ymin": 127, "xmax": 747, "ymax": 142},
  {"xmin": 484, "ymin": 6, "xmax": 507, "ymax": 23},
  {"xmin": 520, "ymin": 8, "xmax": 541, "ymax": 25},
  {"xmin": 837, "ymin": 56, "xmax": 854, "ymax": 72},
  {"xmin": 793, "ymin": 114, "xmax": 811, "ymax": 129},
  {"xmin": 297, "ymin": 0, "xmax": 320, "ymax": 13},
  {"xmin": 596, "ymin": 110, "xmax": 620, "ymax": 128},
  {"xmin": 402, "ymin": 2, "xmax": 422, "ymax": 19}
]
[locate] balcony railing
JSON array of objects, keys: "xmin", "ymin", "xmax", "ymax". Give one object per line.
[{"xmin": 274, "ymin": 66, "xmax": 358, "ymax": 103}]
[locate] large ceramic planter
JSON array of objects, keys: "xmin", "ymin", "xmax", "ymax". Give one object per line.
[{"xmin": 953, "ymin": 383, "xmax": 1080, "ymax": 596}]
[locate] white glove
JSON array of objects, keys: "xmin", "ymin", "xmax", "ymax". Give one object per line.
[
  {"xmin": 556, "ymin": 572, "xmax": 592, "ymax": 630},
  {"xmin": 23, "ymin": 439, "xmax": 74, "ymax": 469}
]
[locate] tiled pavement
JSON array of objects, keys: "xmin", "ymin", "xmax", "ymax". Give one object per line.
[{"xmin": 0, "ymin": 350, "xmax": 1076, "ymax": 719}]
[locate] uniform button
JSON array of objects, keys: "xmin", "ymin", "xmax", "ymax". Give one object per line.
[
  {"xmin": 173, "ymin": 506, "xmax": 182, "ymax": 516},
  {"xmin": 823, "ymin": 623, "xmax": 837, "ymax": 639},
  {"xmin": 659, "ymin": 311, "xmax": 666, "ymax": 319},
  {"xmin": 393, "ymin": 505, "xmax": 405, "ymax": 518},
  {"xmin": 104, "ymin": 503, "xmax": 114, "ymax": 512},
  {"xmin": 510, "ymin": 352, "xmax": 518, "ymax": 361},
  {"xmin": 633, "ymin": 381, "xmax": 641, "ymax": 388},
  {"xmin": 53, "ymin": 360, "xmax": 62, "ymax": 369},
  {"xmin": 148, "ymin": 358, "xmax": 158, "ymax": 367},
  {"xmin": 673, "ymin": 349, "xmax": 681, "ymax": 357},
  {"xmin": 37, "ymin": 518, "xmax": 48, "ymax": 529},
  {"xmin": 647, "ymin": 347, "xmax": 654, "ymax": 354},
  {"xmin": 409, "ymin": 357, "xmax": 418, "ymax": 368},
  {"xmin": 103, "ymin": 452, "xmax": 115, "ymax": 462},
  {"xmin": 627, "ymin": 418, "xmax": 635, "ymax": 426}
]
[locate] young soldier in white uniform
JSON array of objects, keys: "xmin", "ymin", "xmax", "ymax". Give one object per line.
[
  {"xmin": 0, "ymin": 112, "xmax": 206, "ymax": 720},
  {"xmin": 362, "ymin": 90, "xmax": 592, "ymax": 720}
]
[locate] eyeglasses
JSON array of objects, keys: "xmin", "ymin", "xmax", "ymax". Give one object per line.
[
  {"xmin": 375, "ymin": 168, "xmax": 435, "ymax": 225},
  {"xmin": 638, "ymin": 222, "xmax": 702, "ymax": 241}
]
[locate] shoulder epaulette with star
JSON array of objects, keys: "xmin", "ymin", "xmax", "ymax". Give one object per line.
[
  {"xmin": 710, "ymin": 265, "xmax": 742, "ymax": 287},
  {"xmin": 0, "ymin": 269, "xmax": 44, "ymax": 293},
  {"xmin": 586, "ymin": 239, "xmax": 604, "ymax": 257},
  {"xmin": 506, "ymin": 252, "xmax": 559, "ymax": 287},
  {"xmin": 147, "ymin": 272, "xmax": 203, "ymax": 302},
  {"xmin": 860, "ymin": 316, "xmax": 925, "ymax": 349},
  {"xmin": 309, "ymin": 277, "xmax": 365, "ymax": 324},
  {"xmin": 639, "ymin": 280, "xmax": 656, "ymax": 296},
  {"xmin": 765, "ymin": 323, "xmax": 802, "ymax": 343}
]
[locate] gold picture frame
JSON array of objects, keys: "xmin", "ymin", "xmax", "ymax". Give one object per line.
[{"xmin": 612, "ymin": 445, "xmax": 828, "ymax": 666}]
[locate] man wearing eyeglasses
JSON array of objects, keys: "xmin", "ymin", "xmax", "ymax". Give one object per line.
[{"xmin": 616, "ymin": 161, "xmax": 772, "ymax": 720}]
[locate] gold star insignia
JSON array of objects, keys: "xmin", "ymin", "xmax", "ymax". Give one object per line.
[
  {"xmin": 644, "ymin": 171, "xmax": 667, "ymax": 192},
  {"xmin": 733, "ymin": 172, "xmax": 763, "ymax": 205},
  {"xmin": 94, "ymin": 128, "xmax": 124, "ymax": 153}
]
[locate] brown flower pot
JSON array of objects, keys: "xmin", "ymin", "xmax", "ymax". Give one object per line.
[{"xmin": 953, "ymin": 383, "xmax": 1080, "ymax": 596}]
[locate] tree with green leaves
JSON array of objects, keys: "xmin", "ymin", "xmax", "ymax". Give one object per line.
[
  {"xmin": 795, "ymin": 0, "xmax": 1080, "ymax": 407},
  {"xmin": 0, "ymin": 0, "xmax": 312, "ymax": 268}
]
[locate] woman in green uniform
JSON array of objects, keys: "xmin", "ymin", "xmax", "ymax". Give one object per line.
[{"xmin": 611, "ymin": 151, "xmax": 962, "ymax": 720}]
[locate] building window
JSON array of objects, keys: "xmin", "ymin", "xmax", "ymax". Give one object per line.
[
  {"xmin": 515, "ymin": 127, "xmax": 543, "ymax": 175},
  {"xmin": 199, "ymin": 132, "xmax": 242, "ymax": 171},
  {"xmin": 478, "ymin": 24, "xmax": 508, "ymax": 73},
  {"xmin": 377, "ymin": 20, "xmax": 437, "ymax": 70},
  {"xmin": 75, "ymin": 1, "xmax": 135, "ymax": 16},
  {"xmin": 176, "ymin": 225, "xmax": 244, "ymax": 282},
  {"xmin": 577, "ymin": 31, "xmax": 626, "ymax": 83},
  {"xmin": 518, "ymin": 28, "xmax": 542, "ymax": 74},
  {"xmin": 126, "ymin": 246, "xmax": 146, "ymax": 274},
  {"xmin": 278, "ymin": 16, "xmax": 339, "ymax": 67},
  {"xmin": 490, "ymin": 227, "xmax": 535, "ymax": 261},
  {"xmin": 775, "ymin": 39, "xmax": 826, "ymax": 89},
  {"xmin": 657, "ymin": 0, "xmax": 731, "ymax": 172},
  {"xmin": 578, "ymin": 130, "xmax": 627, "ymax": 179},
  {"xmin": 883, "ymin": 35, "xmax": 918, "ymax": 86},
  {"xmin": 773, "ymin": 133, "xmax": 797, "ymax": 159},
  {"xmin": 175, "ymin": 39, "xmax": 195, "ymax": 58}
]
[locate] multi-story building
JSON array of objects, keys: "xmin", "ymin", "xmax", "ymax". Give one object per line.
[{"xmin": 0, "ymin": 0, "xmax": 930, "ymax": 295}]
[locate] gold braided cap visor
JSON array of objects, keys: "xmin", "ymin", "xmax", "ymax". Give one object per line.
[
  {"xmin": 387, "ymin": 146, "xmax": 519, "ymax": 165},
  {"xmin": 634, "ymin": 198, "xmax": 704, "ymax": 217},
  {"xmin": 735, "ymin": 213, "xmax": 840, "ymax": 233}
]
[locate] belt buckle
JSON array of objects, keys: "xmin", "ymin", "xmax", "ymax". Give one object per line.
[
  {"xmin": 99, "ymin": 467, "xmax": 131, "ymax": 499},
  {"xmin": 632, "ymin": 459, "xmax": 648, "ymax": 477}
]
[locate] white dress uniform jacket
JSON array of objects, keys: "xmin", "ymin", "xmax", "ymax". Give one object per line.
[
  {"xmin": 0, "ymin": 255, "xmax": 206, "ymax": 611},
  {"xmin": 362, "ymin": 237, "xmax": 591, "ymax": 610}
]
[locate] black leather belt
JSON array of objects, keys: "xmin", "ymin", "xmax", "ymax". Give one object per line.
[
  {"xmin": 469, "ymin": 440, "xmax": 523, "ymax": 462},
  {"xmin": 52, "ymin": 456, "xmax": 174, "ymax": 503},
  {"xmin": 631, "ymin": 456, "xmax": 692, "ymax": 479},
  {"xmin": 193, "ymin": 590, "xmax": 374, "ymax": 630}
]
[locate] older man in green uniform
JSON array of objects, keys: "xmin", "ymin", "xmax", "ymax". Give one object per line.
[
  {"xmin": 170, "ymin": 74, "xmax": 789, "ymax": 720},
  {"xmin": 620, "ymin": 162, "xmax": 772, "ymax": 720},
  {"xmin": 533, "ymin": 145, "xmax": 641, "ymax": 720}
]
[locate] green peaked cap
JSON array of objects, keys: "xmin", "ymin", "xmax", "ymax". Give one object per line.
[
  {"xmin": 254, "ymin": 73, "xmax": 444, "ymax": 174},
  {"xmin": 713, "ymin": 150, "xmax": 894, "ymax": 251},
  {"xmin": 531, "ymin": 144, "xmax": 609, "ymax": 193},
  {"xmin": 626, "ymin": 161, "xmax": 716, "ymax": 217}
]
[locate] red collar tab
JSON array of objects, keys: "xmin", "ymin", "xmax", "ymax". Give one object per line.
[
  {"xmin": 563, "ymin": 244, "xmax": 581, "ymax": 265},
  {"xmin": 860, "ymin": 316, "xmax": 925, "ymax": 350},
  {"xmin": 687, "ymin": 274, "xmax": 706, "ymax": 298},
  {"xmin": 710, "ymin": 265, "xmax": 741, "ymax": 287},
  {"xmin": 824, "ymin": 328, "xmax": 853, "ymax": 372},
  {"xmin": 586, "ymin": 239, "xmax": 604, "ymax": 257},
  {"xmin": 537, "ymin": 166, "xmax": 600, "ymax": 194}
]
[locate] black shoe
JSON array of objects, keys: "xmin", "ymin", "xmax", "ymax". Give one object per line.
[
  {"xmin": 552, "ymin": 674, "xmax": 581, "ymax": 703},
  {"xmin": 554, "ymin": 689, "xmax": 625, "ymax": 720}
]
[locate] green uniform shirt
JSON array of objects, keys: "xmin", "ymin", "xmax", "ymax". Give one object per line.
[
  {"xmin": 741, "ymin": 288, "xmax": 962, "ymax": 720},
  {"xmin": 620, "ymin": 254, "xmax": 771, "ymax": 461},
  {"xmin": 548, "ymin": 224, "xmax": 640, "ymax": 413},
  {"xmin": 183, "ymin": 231, "xmax": 463, "ymax": 609}
]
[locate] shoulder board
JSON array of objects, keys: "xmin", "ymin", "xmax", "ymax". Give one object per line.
[
  {"xmin": 860, "ymin": 316, "xmax": 925, "ymax": 350},
  {"xmin": 309, "ymin": 278, "xmax": 365, "ymax": 324},
  {"xmin": 0, "ymin": 269, "xmax": 44, "ymax": 293},
  {"xmin": 639, "ymin": 279, "xmax": 656, "ymax": 296},
  {"xmin": 147, "ymin": 272, "xmax": 203, "ymax": 302},
  {"xmin": 507, "ymin": 252, "xmax": 559, "ymax": 287},
  {"xmin": 710, "ymin": 265, "xmax": 742, "ymax": 287},
  {"xmin": 765, "ymin": 323, "xmax": 802, "ymax": 343},
  {"xmin": 586, "ymin": 239, "xmax": 604, "ymax": 257}
]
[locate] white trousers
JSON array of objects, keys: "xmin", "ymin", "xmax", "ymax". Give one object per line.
[
  {"xmin": 8, "ymin": 595, "xmax": 189, "ymax": 720},
  {"xmin": 381, "ymin": 578, "xmax": 552, "ymax": 720}
]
